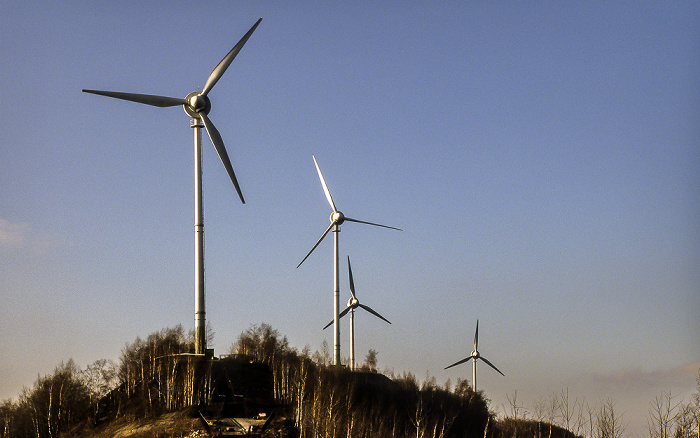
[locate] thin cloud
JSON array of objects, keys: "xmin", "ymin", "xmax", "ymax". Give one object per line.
[
  {"xmin": 0, "ymin": 218, "xmax": 72, "ymax": 254},
  {"xmin": 593, "ymin": 362, "xmax": 700, "ymax": 389},
  {"xmin": 0, "ymin": 218, "xmax": 30, "ymax": 249}
]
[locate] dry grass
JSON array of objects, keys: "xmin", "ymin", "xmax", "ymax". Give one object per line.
[{"xmin": 68, "ymin": 409, "xmax": 208, "ymax": 438}]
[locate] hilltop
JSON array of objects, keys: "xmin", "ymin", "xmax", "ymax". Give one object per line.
[{"xmin": 0, "ymin": 323, "xmax": 589, "ymax": 438}]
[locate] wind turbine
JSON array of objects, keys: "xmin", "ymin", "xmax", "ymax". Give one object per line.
[
  {"xmin": 297, "ymin": 155, "xmax": 401, "ymax": 366},
  {"xmin": 83, "ymin": 18, "xmax": 262, "ymax": 355},
  {"xmin": 323, "ymin": 256, "xmax": 391, "ymax": 370},
  {"xmin": 445, "ymin": 320, "xmax": 504, "ymax": 391}
]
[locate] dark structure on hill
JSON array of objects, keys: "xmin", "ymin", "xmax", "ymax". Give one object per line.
[{"xmin": 204, "ymin": 355, "xmax": 275, "ymax": 422}]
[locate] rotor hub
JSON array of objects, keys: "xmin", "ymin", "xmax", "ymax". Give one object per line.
[
  {"xmin": 183, "ymin": 92, "xmax": 211, "ymax": 119},
  {"xmin": 331, "ymin": 211, "xmax": 345, "ymax": 225},
  {"xmin": 348, "ymin": 297, "xmax": 359, "ymax": 307}
]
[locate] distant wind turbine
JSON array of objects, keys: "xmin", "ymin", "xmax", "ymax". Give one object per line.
[
  {"xmin": 445, "ymin": 320, "xmax": 504, "ymax": 391},
  {"xmin": 83, "ymin": 18, "xmax": 262, "ymax": 355},
  {"xmin": 297, "ymin": 155, "xmax": 401, "ymax": 366},
  {"xmin": 323, "ymin": 256, "xmax": 391, "ymax": 370}
]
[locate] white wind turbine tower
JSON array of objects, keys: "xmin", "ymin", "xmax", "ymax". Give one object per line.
[
  {"xmin": 297, "ymin": 155, "xmax": 401, "ymax": 366},
  {"xmin": 445, "ymin": 320, "xmax": 504, "ymax": 391},
  {"xmin": 83, "ymin": 18, "xmax": 262, "ymax": 356},
  {"xmin": 322, "ymin": 256, "xmax": 391, "ymax": 370}
]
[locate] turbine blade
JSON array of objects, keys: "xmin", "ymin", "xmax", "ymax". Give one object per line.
[
  {"xmin": 202, "ymin": 18, "xmax": 262, "ymax": 96},
  {"xmin": 347, "ymin": 256, "xmax": 357, "ymax": 299},
  {"xmin": 474, "ymin": 320, "xmax": 479, "ymax": 351},
  {"xmin": 358, "ymin": 304, "xmax": 391, "ymax": 325},
  {"xmin": 312, "ymin": 155, "xmax": 337, "ymax": 212},
  {"xmin": 82, "ymin": 89, "xmax": 186, "ymax": 107},
  {"xmin": 338, "ymin": 306, "xmax": 352, "ymax": 320},
  {"xmin": 199, "ymin": 112, "xmax": 245, "ymax": 204},
  {"xmin": 343, "ymin": 217, "xmax": 402, "ymax": 231},
  {"xmin": 297, "ymin": 222, "xmax": 334, "ymax": 268},
  {"xmin": 445, "ymin": 357, "xmax": 470, "ymax": 370},
  {"xmin": 479, "ymin": 356, "xmax": 505, "ymax": 376},
  {"xmin": 324, "ymin": 305, "xmax": 352, "ymax": 329}
]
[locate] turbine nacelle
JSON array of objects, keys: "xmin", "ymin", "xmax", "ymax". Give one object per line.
[
  {"xmin": 184, "ymin": 92, "xmax": 211, "ymax": 118},
  {"xmin": 348, "ymin": 297, "xmax": 359, "ymax": 308},
  {"xmin": 331, "ymin": 211, "xmax": 345, "ymax": 225}
]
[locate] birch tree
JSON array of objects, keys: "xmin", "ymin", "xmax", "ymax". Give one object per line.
[{"xmin": 647, "ymin": 391, "xmax": 680, "ymax": 438}]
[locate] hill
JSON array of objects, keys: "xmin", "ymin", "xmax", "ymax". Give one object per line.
[{"xmin": 0, "ymin": 324, "xmax": 583, "ymax": 438}]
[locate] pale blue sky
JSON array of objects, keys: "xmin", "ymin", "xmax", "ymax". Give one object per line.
[{"xmin": 1, "ymin": 2, "xmax": 698, "ymax": 436}]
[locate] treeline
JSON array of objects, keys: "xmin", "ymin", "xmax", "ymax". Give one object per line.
[
  {"xmin": 0, "ymin": 323, "xmax": 495, "ymax": 437},
  {"xmin": 112, "ymin": 325, "xmax": 211, "ymax": 416},
  {"xmin": 0, "ymin": 360, "xmax": 93, "ymax": 438},
  {"xmin": 0, "ymin": 325, "xmax": 209, "ymax": 437},
  {"xmin": 1, "ymin": 323, "xmax": 697, "ymax": 438},
  {"xmin": 495, "ymin": 384, "xmax": 700, "ymax": 438},
  {"xmin": 232, "ymin": 323, "xmax": 492, "ymax": 438}
]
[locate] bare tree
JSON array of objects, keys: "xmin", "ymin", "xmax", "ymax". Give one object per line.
[
  {"xmin": 675, "ymin": 402, "xmax": 697, "ymax": 438},
  {"xmin": 312, "ymin": 339, "xmax": 331, "ymax": 366},
  {"xmin": 647, "ymin": 391, "xmax": 680, "ymax": 438},
  {"xmin": 407, "ymin": 374, "xmax": 430, "ymax": 438},
  {"xmin": 574, "ymin": 397, "xmax": 588, "ymax": 438},
  {"xmin": 505, "ymin": 390, "xmax": 527, "ymax": 438},
  {"xmin": 596, "ymin": 398, "xmax": 626, "ymax": 438},
  {"xmin": 693, "ymin": 371, "xmax": 700, "ymax": 438},
  {"xmin": 81, "ymin": 359, "xmax": 118, "ymax": 417},
  {"xmin": 507, "ymin": 390, "xmax": 527, "ymax": 420},
  {"xmin": 15, "ymin": 360, "xmax": 91, "ymax": 438},
  {"xmin": 586, "ymin": 402, "xmax": 597, "ymax": 438},
  {"xmin": 548, "ymin": 391, "xmax": 560, "ymax": 438},
  {"xmin": 559, "ymin": 388, "xmax": 577, "ymax": 436},
  {"xmin": 0, "ymin": 400, "xmax": 16, "ymax": 438},
  {"xmin": 364, "ymin": 349, "xmax": 378, "ymax": 372},
  {"xmin": 444, "ymin": 378, "xmax": 452, "ymax": 393},
  {"xmin": 533, "ymin": 397, "xmax": 547, "ymax": 438}
]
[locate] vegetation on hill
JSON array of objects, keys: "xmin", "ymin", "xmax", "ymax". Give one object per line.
[{"xmin": 0, "ymin": 324, "xmax": 697, "ymax": 438}]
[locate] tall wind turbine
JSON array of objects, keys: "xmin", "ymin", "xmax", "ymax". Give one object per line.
[
  {"xmin": 323, "ymin": 256, "xmax": 391, "ymax": 370},
  {"xmin": 297, "ymin": 155, "xmax": 401, "ymax": 366},
  {"xmin": 445, "ymin": 320, "xmax": 504, "ymax": 391},
  {"xmin": 83, "ymin": 18, "xmax": 262, "ymax": 356}
]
